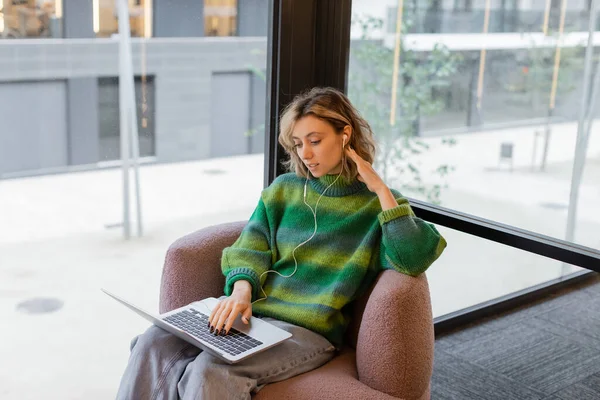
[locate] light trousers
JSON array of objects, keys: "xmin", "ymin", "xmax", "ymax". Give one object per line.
[{"xmin": 116, "ymin": 314, "xmax": 336, "ymax": 400}]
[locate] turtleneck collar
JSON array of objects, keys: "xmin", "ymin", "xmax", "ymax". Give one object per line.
[{"xmin": 307, "ymin": 173, "xmax": 367, "ymax": 197}]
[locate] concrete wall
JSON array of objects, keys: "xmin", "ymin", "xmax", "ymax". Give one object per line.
[
  {"xmin": 63, "ymin": 0, "xmax": 94, "ymax": 39},
  {"xmin": 238, "ymin": 0, "xmax": 269, "ymax": 37},
  {"xmin": 154, "ymin": 0, "xmax": 205, "ymax": 38},
  {"xmin": 0, "ymin": 81, "xmax": 68, "ymax": 173},
  {"xmin": 0, "ymin": 37, "xmax": 268, "ymax": 174},
  {"xmin": 67, "ymin": 78, "xmax": 100, "ymax": 165}
]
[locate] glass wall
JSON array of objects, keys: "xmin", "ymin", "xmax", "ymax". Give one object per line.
[
  {"xmin": 98, "ymin": 76, "xmax": 156, "ymax": 161},
  {"xmin": 94, "ymin": 0, "xmax": 238, "ymax": 39},
  {"xmin": 204, "ymin": 0, "xmax": 237, "ymax": 36},
  {"xmin": 385, "ymin": 0, "xmax": 597, "ymax": 34},
  {"xmin": 349, "ymin": 0, "xmax": 599, "ymax": 315},
  {"xmin": 0, "ymin": 1, "xmax": 269, "ymax": 397},
  {"xmin": 428, "ymin": 224, "xmax": 578, "ymax": 318},
  {"xmin": 0, "ymin": 0, "xmax": 63, "ymax": 38},
  {"xmin": 96, "ymin": 0, "xmax": 151, "ymax": 38}
]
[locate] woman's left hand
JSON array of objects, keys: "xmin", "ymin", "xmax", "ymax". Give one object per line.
[{"xmin": 345, "ymin": 147, "xmax": 387, "ymax": 194}]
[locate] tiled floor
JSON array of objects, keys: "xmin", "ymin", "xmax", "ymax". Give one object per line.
[{"xmin": 433, "ymin": 273, "xmax": 600, "ymax": 400}]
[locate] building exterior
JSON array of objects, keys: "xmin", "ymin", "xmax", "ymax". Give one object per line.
[
  {"xmin": 0, "ymin": 0, "xmax": 596, "ymax": 176},
  {"xmin": 0, "ymin": 0, "xmax": 268, "ymax": 177}
]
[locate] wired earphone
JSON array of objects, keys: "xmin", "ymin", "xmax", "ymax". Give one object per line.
[{"xmin": 252, "ymin": 134, "xmax": 348, "ymax": 305}]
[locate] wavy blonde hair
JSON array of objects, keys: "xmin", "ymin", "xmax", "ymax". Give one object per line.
[{"xmin": 278, "ymin": 87, "xmax": 377, "ymax": 181}]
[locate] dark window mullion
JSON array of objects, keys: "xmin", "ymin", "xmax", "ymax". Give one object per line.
[
  {"xmin": 314, "ymin": 0, "xmax": 352, "ymax": 91},
  {"xmin": 412, "ymin": 198, "xmax": 600, "ymax": 270},
  {"xmin": 264, "ymin": 0, "xmax": 351, "ymax": 187}
]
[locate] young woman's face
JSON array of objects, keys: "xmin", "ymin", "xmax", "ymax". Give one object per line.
[{"xmin": 292, "ymin": 115, "xmax": 347, "ymax": 178}]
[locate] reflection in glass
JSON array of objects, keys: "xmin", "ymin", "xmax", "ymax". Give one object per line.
[
  {"xmin": 428, "ymin": 224, "xmax": 565, "ymax": 317},
  {"xmin": 349, "ymin": 13, "xmax": 463, "ymax": 205},
  {"xmin": 0, "ymin": 0, "xmax": 62, "ymax": 39},
  {"xmin": 349, "ymin": 0, "xmax": 599, "ymax": 248},
  {"xmin": 96, "ymin": 0, "xmax": 151, "ymax": 38},
  {"xmin": 385, "ymin": 0, "xmax": 596, "ymax": 34},
  {"xmin": 349, "ymin": 0, "xmax": 599, "ymax": 310},
  {"xmin": 98, "ymin": 76, "xmax": 156, "ymax": 161},
  {"xmin": 1, "ymin": 1, "xmax": 269, "ymax": 397},
  {"xmin": 204, "ymin": 0, "xmax": 237, "ymax": 36}
]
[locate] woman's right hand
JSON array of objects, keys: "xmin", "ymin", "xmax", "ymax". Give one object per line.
[{"xmin": 208, "ymin": 280, "xmax": 253, "ymax": 335}]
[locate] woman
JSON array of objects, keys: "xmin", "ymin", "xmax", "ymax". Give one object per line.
[{"xmin": 116, "ymin": 87, "xmax": 446, "ymax": 399}]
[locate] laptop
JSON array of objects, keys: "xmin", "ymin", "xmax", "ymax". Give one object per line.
[{"xmin": 101, "ymin": 289, "xmax": 292, "ymax": 364}]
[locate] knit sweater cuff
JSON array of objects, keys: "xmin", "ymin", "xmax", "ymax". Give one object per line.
[
  {"xmin": 378, "ymin": 203, "xmax": 414, "ymax": 226},
  {"xmin": 224, "ymin": 267, "xmax": 261, "ymax": 301}
]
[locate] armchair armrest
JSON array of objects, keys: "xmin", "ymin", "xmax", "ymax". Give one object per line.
[
  {"xmin": 355, "ymin": 270, "xmax": 434, "ymax": 399},
  {"xmin": 159, "ymin": 221, "xmax": 247, "ymax": 313}
]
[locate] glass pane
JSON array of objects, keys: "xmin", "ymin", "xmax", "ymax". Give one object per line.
[
  {"xmin": 348, "ymin": 0, "xmax": 600, "ymax": 254},
  {"xmin": 383, "ymin": 0, "xmax": 596, "ymax": 34},
  {"xmin": 0, "ymin": 1, "xmax": 269, "ymax": 397},
  {"xmin": 429, "ymin": 225, "xmax": 566, "ymax": 317},
  {"xmin": 0, "ymin": 0, "xmax": 63, "ymax": 39},
  {"xmin": 97, "ymin": 0, "xmax": 151, "ymax": 38},
  {"xmin": 98, "ymin": 76, "xmax": 156, "ymax": 161},
  {"xmin": 204, "ymin": 0, "xmax": 237, "ymax": 36}
]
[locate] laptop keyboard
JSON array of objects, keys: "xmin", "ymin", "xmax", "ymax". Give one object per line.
[{"xmin": 163, "ymin": 308, "xmax": 263, "ymax": 356}]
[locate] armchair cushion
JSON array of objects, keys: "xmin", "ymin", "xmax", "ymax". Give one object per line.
[
  {"xmin": 253, "ymin": 349, "xmax": 401, "ymax": 400},
  {"xmin": 159, "ymin": 221, "xmax": 434, "ymax": 400},
  {"xmin": 355, "ymin": 271, "xmax": 434, "ymax": 399}
]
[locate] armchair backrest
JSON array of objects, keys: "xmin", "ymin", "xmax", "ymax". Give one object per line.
[
  {"xmin": 160, "ymin": 221, "xmax": 434, "ymax": 398},
  {"xmin": 159, "ymin": 221, "xmax": 244, "ymax": 313}
]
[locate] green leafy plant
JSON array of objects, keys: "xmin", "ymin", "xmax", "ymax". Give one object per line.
[
  {"xmin": 245, "ymin": 49, "xmax": 267, "ymax": 139},
  {"xmin": 348, "ymin": 15, "xmax": 461, "ymax": 204},
  {"xmin": 506, "ymin": 31, "xmax": 583, "ymax": 114}
]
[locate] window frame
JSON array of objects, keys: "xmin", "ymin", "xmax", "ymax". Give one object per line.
[{"xmin": 265, "ymin": 0, "xmax": 600, "ymax": 331}]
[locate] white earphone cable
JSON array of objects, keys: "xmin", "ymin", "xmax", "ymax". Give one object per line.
[{"xmin": 252, "ymin": 139, "xmax": 347, "ymax": 304}]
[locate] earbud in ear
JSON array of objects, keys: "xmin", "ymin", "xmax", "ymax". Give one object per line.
[{"xmin": 343, "ymin": 134, "xmax": 347, "ymax": 145}]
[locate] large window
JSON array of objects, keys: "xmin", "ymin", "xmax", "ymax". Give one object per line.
[
  {"xmin": 384, "ymin": 0, "xmax": 595, "ymax": 34},
  {"xmin": 204, "ymin": 0, "xmax": 237, "ymax": 36},
  {"xmin": 3, "ymin": 0, "xmax": 597, "ymax": 397},
  {"xmin": 1, "ymin": 1, "xmax": 269, "ymax": 397},
  {"xmin": 96, "ymin": 0, "xmax": 151, "ymax": 38},
  {"xmin": 428, "ymin": 225, "xmax": 573, "ymax": 318},
  {"xmin": 349, "ymin": 0, "xmax": 600, "ymax": 315},
  {"xmin": 0, "ymin": 0, "xmax": 62, "ymax": 38},
  {"xmin": 98, "ymin": 76, "xmax": 156, "ymax": 161},
  {"xmin": 93, "ymin": 0, "xmax": 239, "ymax": 39}
]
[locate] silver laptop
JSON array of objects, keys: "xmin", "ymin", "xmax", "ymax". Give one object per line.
[{"xmin": 101, "ymin": 289, "xmax": 292, "ymax": 364}]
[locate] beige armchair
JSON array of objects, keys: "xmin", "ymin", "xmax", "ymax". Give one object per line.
[{"xmin": 159, "ymin": 221, "xmax": 434, "ymax": 399}]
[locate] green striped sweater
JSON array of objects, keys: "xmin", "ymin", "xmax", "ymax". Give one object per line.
[{"xmin": 221, "ymin": 172, "xmax": 446, "ymax": 348}]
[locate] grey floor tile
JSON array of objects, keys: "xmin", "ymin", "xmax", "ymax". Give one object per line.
[
  {"xmin": 478, "ymin": 288, "xmax": 595, "ymax": 332},
  {"xmin": 583, "ymin": 285, "xmax": 600, "ymax": 298},
  {"xmin": 435, "ymin": 322, "xmax": 497, "ymax": 347},
  {"xmin": 432, "ymin": 277, "xmax": 600, "ymax": 399},
  {"xmin": 488, "ymin": 339, "xmax": 600, "ymax": 395},
  {"xmin": 432, "ymin": 350, "xmax": 545, "ymax": 400},
  {"xmin": 579, "ymin": 373, "xmax": 600, "ymax": 392},
  {"xmin": 524, "ymin": 317, "xmax": 600, "ymax": 352},
  {"xmin": 558, "ymin": 372, "xmax": 600, "ymax": 396},
  {"xmin": 444, "ymin": 323, "xmax": 552, "ymax": 364},
  {"xmin": 435, "ymin": 337, "xmax": 459, "ymax": 352},
  {"xmin": 535, "ymin": 298, "xmax": 600, "ymax": 343},
  {"xmin": 553, "ymin": 382, "xmax": 600, "ymax": 400},
  {"xmin": 445, "ymin": 322, "xmax": 600, "ymax": 395},
  {"xmin": 436, "ymin": 286, "xmax": 595, "ymax": 348},
  {"xmin": 580, "ymin": 274, "xmax": 600, "ymax": 294}
]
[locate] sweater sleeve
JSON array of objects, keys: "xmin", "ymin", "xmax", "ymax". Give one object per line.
[
  {"xmin": 221, "ymin": 196, "xmax": 272, "ymax": 301},
  {"xmin": 378, "ymin": 196, "xmax": 447, "ymax": 276}
]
